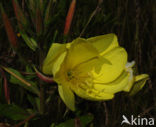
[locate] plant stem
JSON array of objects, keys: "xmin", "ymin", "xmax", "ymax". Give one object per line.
[
  {"xmin": 39, "ymin": 47, "xmax": 45, "ymax": 114},
  {"xmin": 39, "ymin": 82, "xmax": 45, "ymax": 114},
  {"xmin": 13, "ymin": 114, "xmax": 35, "ymax": 127}
]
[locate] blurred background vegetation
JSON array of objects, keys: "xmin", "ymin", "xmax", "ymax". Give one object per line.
[{"xmin": 0, "ymin": 0, "xmax": 155, "ymax": 127}]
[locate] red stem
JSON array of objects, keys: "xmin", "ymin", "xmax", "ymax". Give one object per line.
[
  {"xmin": 0, "ymin": 68, "xmax": 10, "ymax": 104},
  {"xmin": 13, "ymin": 114, "xmax": 35, "ymax": 127},
  {"xmin": 1, "ymin": 5, "xmax": 18, "ymax": 48},
  {"xmin": 34, "ymin": 67, "xmax": 54, "ymax": 83},
  {"xmin": 64, "ymin": 0, "xmax": 76, "ymax": 35}
]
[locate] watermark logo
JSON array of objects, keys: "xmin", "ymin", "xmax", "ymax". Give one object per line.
[{"xmin": 121, "ymin": 115, "xmax": 155, "ymax": 126}]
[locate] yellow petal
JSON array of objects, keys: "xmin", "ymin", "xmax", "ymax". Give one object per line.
[
  {"xmin": 86, "ymin": 89, "xmax": 114, "ymax": 100},
  {"xmin": 65, "ymin": 38, "xmax": 99, "ymax": 69},
  {"xmin": 58, "ymin": 84, "xmax": 75, "ymax": 111},
  {"xmin": 129, "ymin": 74, "xmax": 149, "ymax": 96},
  {"xmin": 72, "ymin": 85, "xmax": 114, "ymax": 100},
  {"xmin": 42, "ymin": 43, "xmax": 67, "ymax": 75},
  {"xmin": 94, "ymin": 71, "xmax": 129, "ymax": 94},
  {"xmin": 93, "ymin": 47, "xmax": 127, "ymax": 83},
  {"xmin": 74, "ymin": 56, "xmax": 110, "ymax": 76},
  {"xmin": 87, "ymin": 33, "xmax": 119, "ymax": 55},
  {"xmin": 71, "ymin": 85, "xmax": 95, "ymax": 100},
  {"xmin": 52, "ymin": 52, "xmax": 67, "ymax": 76}
]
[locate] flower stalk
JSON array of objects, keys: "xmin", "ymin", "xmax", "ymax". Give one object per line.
[{"xmin": 34, "ymin": 67, "xmax": 54, "ymax": 83}]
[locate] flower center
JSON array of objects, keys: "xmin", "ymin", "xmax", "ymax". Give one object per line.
[
  {"xmin": 66, "ymin": 68, "xmax": 94, "ymax": 92},
  {"xmin": 67, "ymin": 70, "xmax": 74, "ymax": 80}
]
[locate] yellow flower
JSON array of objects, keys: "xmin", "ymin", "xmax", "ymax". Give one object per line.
[{"xmin": 42, "ymin": 34, "xmax": 149, "ymax": 111}]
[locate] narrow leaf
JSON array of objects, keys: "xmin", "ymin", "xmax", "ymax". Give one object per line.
[
  {"xmin": 2, "ymin": 67, "xmax": 31, "ymax": 87},
  {"xmin": 36, "ymin": 8, "xmax": 43, "ymax": 36},
  {"xmin": 79, "ymin": 114, "xmax": 94, "ymax": 127},
  {"xmin": 28, "ymin": 0, "xmax": 36, "ymax": 14},
  {"xmin": 39, "ymin": 0, "xmax": 44, "ymax": 16},
  {"xmin": 20, "ymin": 33, "xmax": 38, "ymax": 51},
  {"xmin": 27, "ymin": 0, "xmax": 36, "ymax": 25},
  {"xmin": 13, "ymin": 114, "xmax": 35, "ymax": 127},
  {"xmin": 64, "ymin": 0, "xmax": 76, "ymax": 35},
  {"xmin": 27, "ymin": 95, "xmax": 39, "ymax": 110},
  {"xmin": 0, "ymin": 104, "xmax": 30, "ymax": 120},
  {"xmin": 44, "ymin": 0, "xmax": 53, "ymax": 26},
  {"xmin": 12, "ymin": 0, "xmax": 28, "ymax": 30},
  {"xmin": 3, "ymin": 67, "xmax": 40, "ymax": 95},
  {"xmin": 0, "ymin": 68, "xmax": 10, "ymax": 104},
  {"xmin": 55, "ymin": 114, "xmax": 94, "ymax": 127},
  {"xmin": 0, "ymin": 4, "xmax": 18, "ymax": 48}
]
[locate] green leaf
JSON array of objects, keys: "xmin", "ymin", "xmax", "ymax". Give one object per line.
[
  {"xmin": 27, "ymin": 94, "xmax": 40, "ymax": 112},
  {"xmin": 51, "ymin": 0, "xmax": 66, "ymax": 22},
  {"xmin": 26, "ymin": 0, "xmax": 36, "ymax": 24},
  {"xmin": 25, "ymin": 65, "xmax": 36, "ymax": 80},
  {"xmin": 55, "ymin": 119, "xmax": 74, "ymax": 127},
  {"xmin": 79, "ymin": 114, "xmax": 94, "ymax": 126},
  {"xmin": 27, "ymin": 95, "xmax": 37, "ymax": 109},
  {"xmin": 35, "ymin": 97, "xmax": 40, "ymax": 112},
  {"xmin": 54, "ymin": 114, "xmax": 94, "ymax": 127},
  {"xmin": 26, "ymin": 65, "xmax": 33, "ymax": 73},
  {"xmin": 52, "ymin": 30, "xmax": 58, "ymax": 44},
  {"xmin": 129, "ymin": 74, "xmax": 149, "ymax": 96},
  {"xmin": 12, "ymin": 0, "xmax": 29, "ymax": 29},
  {"xmin": 0, "ymin": 104, "xmax": 30, "ymax": 120},
  {"xmin": 20, "ymin": 32, "xmax": 38, "ymax": 51},
  {"xmin": 8, "ymin": 68, "xmax": 39, "ymax": 96},
  {"xmin": 44, "ymin": 0, "xmax": 53, "ymax": 26},
  {"xmin": 50, "ymin": 123, "xmax": 56, "ymax": 127},
  {"xmin": 28, "ymin": 0, "xmax": 36, "ymax": 15}
]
